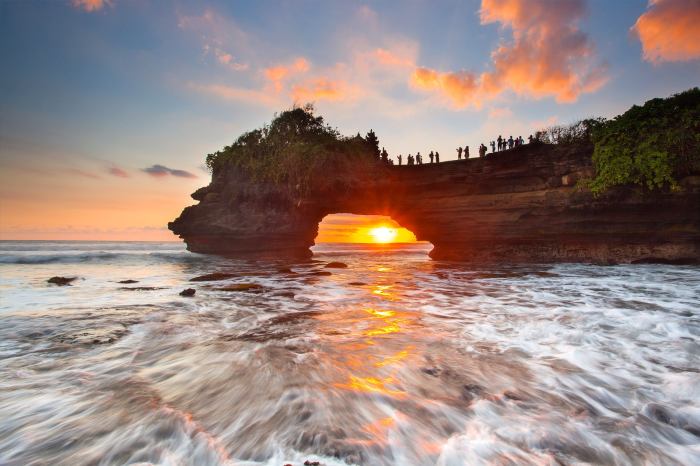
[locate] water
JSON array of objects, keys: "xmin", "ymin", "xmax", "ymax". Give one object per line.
[{"xmin": 1, "ymin": 241, "xmax": 698, "ymax": 465}]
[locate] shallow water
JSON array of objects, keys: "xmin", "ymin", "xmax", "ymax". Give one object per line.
[{"xmin": 0, "ymin": 241, "xmax": 698, "ymax": 465}]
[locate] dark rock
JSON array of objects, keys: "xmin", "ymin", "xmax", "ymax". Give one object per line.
[
  {"xmin": 307, "ymin": 271, "xmax": 332, "ymax": 276},
  {"xmin": 461, "ymin": 383, "xmax": 485, "ymax": 402},
  {"xmin": 169, "ymin": 138, "xmax": 700, "ymax": 264},
  {"xmin": 47, "ymin": 276, "xmax": 77, "ymax": 286},
  {"xmin": 190, "ymin": 272, "xmax": 238, "ymax": 282},
  {"xmin": 421, "ymin": 367, "xmax": 441, "ymax": 377},
  {"xmin": 179, "ymin": 288, "xmax": 196, "ymax": 297},
  {"xmin": 503, "ymin": 390, "xmax": 525, "ymax": 401},
  {"xmin": 118, "ymin": 279, "xmax": 139, "ymax": 284},
  {"xmin": 324, "ymin": 261, "xmax": 348, "ymax": 268},
  {"xmin": 348, "ymin": 281, "xmax": 367, "ymax": 286},
  {"xmin": 215, "ymin": 283, "xmax": 263, "ymax": 292},
  {"xmin": 119, "ymin": 287, "xmax": 167, "ymax": 291}
]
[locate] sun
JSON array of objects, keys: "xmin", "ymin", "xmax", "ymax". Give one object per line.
[{"xmin": 370, "ymin": 226, "xmax": 398, "ymax": 243}]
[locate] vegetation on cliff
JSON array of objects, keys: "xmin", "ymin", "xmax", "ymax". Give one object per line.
[
  {"xmin": 541, "ymin": 88, "xmax": 700, "ymax": 195},
  {"xmin": 205, "ymin": 105, "xmax": 380, "ymax": 195},
  {"xmin": 589, "ymin": 88, "xmax": 700, "ymax": 194}
]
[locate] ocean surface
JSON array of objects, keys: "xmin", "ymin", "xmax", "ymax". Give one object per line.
[{"xmin": 0, "ymin": 240, "xmax": 698, "ymax": 466}]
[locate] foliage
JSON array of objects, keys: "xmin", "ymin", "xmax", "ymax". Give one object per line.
[
  {"xmin": 204, "ymin": 104, "xmax": 379, "ymax": 195},
  {"xmin": 589, "ymin": 88, "xmax": 700, "ymax": 195},
  {"xmin": 365, "ymin": 129, "xmax": 380, "ymax": 160},
  {"xmin": 536, "ymin": 118, "xmax": 606, "ymax": 146}
]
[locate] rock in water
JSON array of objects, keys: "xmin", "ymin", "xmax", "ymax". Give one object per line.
[
  {"xmin": 190, "ymin": 272, "xmax": 238, "ymax": 282},
  {"xmin": 47, "ymin": 276, "xmax": 77, "ymax": 286},
  {"xmin": 179, "ymin": 288, "xmax": 196, "ymax": 297},
  {"xmin": 215, "ymin": 283, "xmax": 263, "ymax": 292},
  {"xmin": 117, "ymin": 279, "xmax": 139, "ymax": 284},
  {"xmin": 324, "ymin": 261, "xmax": 348, "ymax": 268}
]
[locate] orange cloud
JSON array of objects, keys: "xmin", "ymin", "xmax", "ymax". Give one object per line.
[
  {"xmin": 264, "ymin": 57, "xmax": 310, "ymax": 92},
  {"xmin": 291, "ymin": 78, "xmax": 351, "ymax": 102},
  {"xmin": 187, "ymin": 82, "xmax": 276, "ymax": 106},
  {"xmin": 412, "ymin": 0, "xmax": 607, "ymax": 107},
  {"xmin": 71, "ymin": 0, "xmax": 110, "ymax": 12},
  {"xmin": 633, "ymin": 0, "xmax": 700, "ymax": 63},
  {"xmin": 411, "ymin": 68, "xmax": 480, "ymax": 107}
]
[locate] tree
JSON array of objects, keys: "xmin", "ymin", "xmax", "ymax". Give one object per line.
[{"xmin": 365, "ymin": 129, "xmax": 380, "ymax": 160}]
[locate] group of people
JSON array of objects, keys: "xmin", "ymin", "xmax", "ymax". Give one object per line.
[
  {"xmin": 390, "ymin": 133, "xmax": 535, "ymax": 166},
  {"xmin": 396, "ymin": 150, "xmax": 441, "ymax": 166}
]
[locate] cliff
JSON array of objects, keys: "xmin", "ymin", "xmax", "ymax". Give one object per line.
[{"xmin": 169, "ymin": 142, "xmax": 700, "ymax": 264}]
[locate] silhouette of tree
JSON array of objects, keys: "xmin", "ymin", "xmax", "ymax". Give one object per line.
[{"xmin": 365, "ymin": 129, "xmax": 381, "ymax": 160}]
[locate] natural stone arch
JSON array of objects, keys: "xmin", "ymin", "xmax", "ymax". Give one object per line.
[{"xmin": 169, "ymin": 143, "xmax": 700, "ymax": 264}]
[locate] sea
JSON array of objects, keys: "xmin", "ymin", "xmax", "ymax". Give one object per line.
[{"xmin": 0, "ymin": 240, "xmax": 698, "ymax": 466}]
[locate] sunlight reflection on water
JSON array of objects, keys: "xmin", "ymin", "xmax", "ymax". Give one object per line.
[{"xmin": 0, "ymin": 241, "xmax": 699, "ymax": 465}]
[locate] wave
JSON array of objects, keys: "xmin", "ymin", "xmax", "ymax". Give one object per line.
[{"xmin": 0, "ymin": 251, "xmax": 194, "ymax": 265}]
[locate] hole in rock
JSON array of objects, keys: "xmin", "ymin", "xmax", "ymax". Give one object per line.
[{"xmin": 311, "ymin": 213, "xmax": 432, "ymax": 255}]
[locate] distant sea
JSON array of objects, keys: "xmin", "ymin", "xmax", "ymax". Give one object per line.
[{"xmin": 1, "ymin": 240, "xmax": 698, "ymax": 465}]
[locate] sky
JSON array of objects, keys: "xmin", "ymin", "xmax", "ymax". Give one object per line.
[{"xmin": 1, "ymin": 0, "xmax": 699, "ymax": 242}]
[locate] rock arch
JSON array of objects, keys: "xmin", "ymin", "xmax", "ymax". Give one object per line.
[{"xmin": 169, "ymin": 144, "xmax": 700, "ymax": 264}]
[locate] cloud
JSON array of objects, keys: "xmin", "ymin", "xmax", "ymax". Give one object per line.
[
  {"xmin": 142, "ymin": 165, "xmax": 197, "ymax": 179},
  {"xmin": 186, "ymin": 82, "xmax": 276, "ymax": 106},
  {"xmin": 178, "ymin": 8, "xmax": 252, "ymax": 71},
  {"xmin": 291, "ymin": 78, "xmax": 356, "ymax": 103},
  {"xmin": 411, "ymin": 68, "xmax": 480, "ymax": 107},
  {"xmin": 264, "ymin": 57, "xmax": 310, "ymax": 92},
  {"xmin": 412, "ymin": 0, "xmax": 608, "ymax": 107},
  {"xmin": 633, "ymin": 0, "xmax": 700, "ymax": 63},
  {"xmin": 108, "ymin": 166, "xmax": 129, "ymax": 178},
  {"xmin": 71, "ymin": 0, "xmax": 111, "ymax": 12}
]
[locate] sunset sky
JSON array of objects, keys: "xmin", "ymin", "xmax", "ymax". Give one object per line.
[{"xmin": 1, "ymin": 0, "xmax": 699, "ymax": 242}]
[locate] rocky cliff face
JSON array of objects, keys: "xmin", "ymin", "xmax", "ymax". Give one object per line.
[{"xmin": 169, "ymin": 143, "xmax": 700, "ymax": 263}]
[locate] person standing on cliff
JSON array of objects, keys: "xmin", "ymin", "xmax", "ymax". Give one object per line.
[
  {"xmin": 457, "ymin": 147, "xmax": 463, "ymax": 160},
  {"xmin": 435, "ymin": 151, "xmax": 440, "ymax": 163},
  {"xmin": 381, "ymin": 147, "xmax": 389, "ymax": 164},
  {"xmin": 508, "ymin": 136, "xmax": 514, "ymax": 149},
  {"xmin": 490, "ymin": 141, "xmax": 496, "ymax": 153},
  {"xmin": 397, "ymin": 154, "xmax": 402, "ymax": 165},
  {"xmin": 497, "ymin": 135, "xmax": 503, "ymax": 151},
  {"xmin": 429, "ymin": 151, "xmax": 434, "ymax": 163},
  {"xmin": 464, "ymin": 145, "xmax": 470, "ymax": 159}
]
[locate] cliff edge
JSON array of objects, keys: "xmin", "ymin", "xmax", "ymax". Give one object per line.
[{"xmin": 169, "ymin": 142, "xmax": 700, "ymax": 264}]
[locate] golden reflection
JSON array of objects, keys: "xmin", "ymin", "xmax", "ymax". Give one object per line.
[
  {"xmin": 334, "ymin": 375, "xmax": 406, "ymax": 398},
  {"xmin": 377, "ymin": 266, "xmax": 392, "ymax": 272}
]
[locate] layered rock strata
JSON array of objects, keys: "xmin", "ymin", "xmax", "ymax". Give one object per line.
[{"xmin": 169, "ymin": 144, "xmax": 700, "ymax": 263}]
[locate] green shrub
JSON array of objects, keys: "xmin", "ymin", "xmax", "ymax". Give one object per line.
[
  {"xmin": 589, "ymin": 88, "xmax": 700, "ymax": 195},
  {"xmin": 204, "ymin": 104, "xmax": 378, "ymax": 195}
]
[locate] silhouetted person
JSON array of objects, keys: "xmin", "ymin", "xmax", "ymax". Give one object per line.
[
  {"xmin": 417, "ymin": 152, "xmax": 422, "ymax": 165},
  {"xmin": 457, "ymin": 147, "xmax": 463, "ymax": 160},
  {"xmin": 397, "ymin": 154, "xmax": 403, "ymax": 165},
  {"xmin": 519, "ymin": 136, "xmax": 524, "ymax": 146},
  {"xmin": 490, "ymin": 141, "xmax": 496, "ymax": 153},
  {"xmin": 429, "ymin": 151, "xmax": 434, "ymax": 163},
  {"xmin": 497, "ymin": 135, "xmax": 503, "ymax": 151},
  {"xmin": 435, "ymin": 151, "xmax": 440, "ymax": 163},
  {"xmin": 407, "ymin": 154, "xmax": 414, "ymax": 165},
  {"xmin": 464, "ymin": 145, "xmax": 470, "ymax": 159},
  {"xmin": 528, "ymin": 135, "xmax": 533, "ymax": 144},
  {"xmin": 508, "ymin": 136, "xmax": 514, "ymax": 149}
]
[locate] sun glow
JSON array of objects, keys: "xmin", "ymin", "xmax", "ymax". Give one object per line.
[{"xmin": 370, "ymin": 226, "xmax": 398, "ymax": 243}]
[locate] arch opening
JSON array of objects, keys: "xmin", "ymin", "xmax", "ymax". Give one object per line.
[{"xmin": 311, "ymin": 213, "xmax": 433, "ymax": 255}]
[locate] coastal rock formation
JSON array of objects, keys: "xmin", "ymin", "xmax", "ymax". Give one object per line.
[{"xmin": 169, "ymin": 143, "xmax": 700, "ymax": 264}]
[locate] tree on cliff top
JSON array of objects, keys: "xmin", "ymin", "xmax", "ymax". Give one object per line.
[
  {"xmin": 205, "ymin": 104, "xmax": 380, "ymax": 194},
  {"xmin": 589, "ymin": 87, "xmax": 700, "ymax": 194}
]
